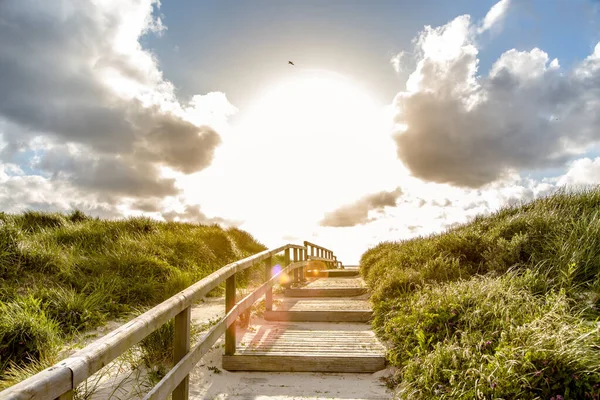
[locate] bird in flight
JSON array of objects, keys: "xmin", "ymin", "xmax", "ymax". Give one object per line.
[{"xmin": 288, "ymin": 61, "xmax": 295, "ymax": 66}]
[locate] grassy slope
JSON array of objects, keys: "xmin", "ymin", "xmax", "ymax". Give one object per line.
[
  {"xmin": 361, "ymin": 189, "xmax": 600, "ymax": 399},
  {"xmin": 0, "ymin": 210, "xmax": 267, "ymax": 383}
]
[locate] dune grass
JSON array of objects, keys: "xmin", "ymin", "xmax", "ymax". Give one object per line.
[
  {"xmin": 0, "ymin": 211, "xmax": 267, "ymax": 384},
  {"xmin": 361, "ymin": 188, "xmax": 600, "ymax": 399}
]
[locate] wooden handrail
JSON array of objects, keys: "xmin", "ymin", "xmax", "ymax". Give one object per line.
[
  {"xmin": 143, "ymin": 260, "xmax": 308, "ymax": 399},
  {"xmin": 1, "ymin": 242, "xmax": 339, "ymax": 400},
  {"xmin": 303, "ymin": 241, "xmax": 341, "ymax": 269}
]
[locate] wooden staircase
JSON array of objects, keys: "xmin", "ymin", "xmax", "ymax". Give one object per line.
[{"xmin": 222, "ymin": 273, "xmax": 386, "ymax": 373}]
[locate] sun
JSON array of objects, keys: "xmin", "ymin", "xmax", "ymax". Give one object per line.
[
  {"xmin": 181, "ymin": 69, "xmax": 398, "ymax": 244},
  {"xmin": 243, "ymin": 70, "xmax": 379, "ymax": 138}
]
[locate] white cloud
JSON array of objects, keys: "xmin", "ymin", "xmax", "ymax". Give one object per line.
[
  {"xmin": 478, "ymin": 0, "xmax": 511, "ymax": 34},
  {"xmin": 557, "ymin": 157, "xmax": 600, "ymax": 186},
  {"xmin": 391, "ymin": 1, "xmax": 600, "ymax": 188}
]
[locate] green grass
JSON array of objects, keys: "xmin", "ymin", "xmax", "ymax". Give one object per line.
[
  {"xmin": 0, "ymin": 211, "xmax": 267, "ymax": 384},
  {"xmin": 361, "ymin": 188, "xmax": 600, "ymax": 399}
]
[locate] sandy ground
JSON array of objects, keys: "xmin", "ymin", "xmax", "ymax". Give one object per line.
[{"xmin": 66, "ymin": 292, "xmax": 391, "ymax": 399}]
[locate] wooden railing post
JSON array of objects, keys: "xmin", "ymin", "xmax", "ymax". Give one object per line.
[
  {"xmin": 173, "ymin": 306, "xmax": 191, "ymax": 400},
  {"xmin": 293, "ymin": 248, "xmax": 299, "ymax": 284},
  {"xmin": 56, "ymin": 391, "xmax": 73, "ymax": 400},
  {"xmin": 300, "ymin": 248, "xmax": 305, "ymax": 281},
  {"xmin": 284, "ymin": 248, "xmax": 290, "ymax": 288},
  {"xmin": 265, "ymin": 256, "xmax": 273, "ymax": 311},
  {"xmin": 225, "ymin": 274, "xmax": 236, "ymax": 356}
]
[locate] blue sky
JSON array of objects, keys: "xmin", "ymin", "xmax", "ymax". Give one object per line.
[
  {"xmin": 2, "ymin": 0, "xmax": 600, "ymax": 262},
  {"xmin": 144, "ymin": 0, "xmax": 600, "ymax": 109}
]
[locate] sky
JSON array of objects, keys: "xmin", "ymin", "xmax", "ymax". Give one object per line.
[{"xmin": 1, "ymin": 0, "xmax": 600, "ymax": 263}]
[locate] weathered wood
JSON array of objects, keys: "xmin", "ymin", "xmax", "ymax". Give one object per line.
[
  {"xmin": 172, "ymin": 307, "xmax": 190, "ymax": 400},
  {"xmin": 306, "ymin": 256, "xmax": 334, "ymax": 263},
  {"xmin": 305, "ymin": 269, "xmax": 359, "ymax": 277},
  {"xmin": 284, "ymin": 248, "xmax": 290, "ymax": 288},
  {"xmin": 0, "ymin": 365, "xmax": 72, "ymax": 400},
  {"xmin": 293, "ymin": 248, "xmax": 299, "ymax": 283},
  {"xmin": 299, "ymin": 249, "xmax": 305, "ymax": 281},
  {"xmin": 144, "ymin": 261, "xmax": 307, "ymax": 399},
  {"xmin": 264, "ymin": 256, "xmax": 272, "ymax": 311},
  {"xmin": 225, "ymin": 274, "xmax": 236, "ymax": 356},
  {"xmin": 267, "ymin": 298, "xmax": 371, "ymax": 311},
  {"xmin": 284, "ymin": 288, "xmax": 367, "ymax": 297},
  {"xmin": 61, "ymin": 244, "xmax": 304, "ymax": 387},
  {"xmin": 56, "ymin": 391, "xmax": 73, "ymax": 400},
  {"xmin": 144, "ymin": 318, "xmax": 227, "ymax": 400},
  {"xmin": 222, "ymin": 355, "xmax": 385, "ymax": 372},
  {"xmin": 264, "ymin": 310, "xmax": 372, "ymax": 322},
  {"xmin": 222, "ymin": 323, "xmax": 385, "ymax": 373}
]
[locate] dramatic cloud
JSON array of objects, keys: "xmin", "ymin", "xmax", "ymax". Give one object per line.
[
  {"xmin": 391, "ymin": 0, "xmax": 600, "ymax": 188},
  {"xmin": 0, "ymin": 0, "xmax": 233, "ymax": 205},
  {"xmin": 320, "ymin": 188, "xmax": 403, "ymax": 227}
]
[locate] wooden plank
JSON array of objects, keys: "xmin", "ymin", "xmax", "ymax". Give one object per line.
[
  {"xmin": 284, "ymin": 288, "xmax": 367, "ymax": 297},
  {"xmin": 264, "ymin": 256, "xmax": 272, "ymax": 311},
  {"xmin": 222, "ymin": 355, "xmax": 385, "ymax": 373},
  {"xmin": 304, "ymin": 276, "xmax": 366, "ymax": 289},
  {"xmin": 223, "ymin": 322, "xmax": 385, "ymax": 373},
  {"xmin": 264, "ymin": 310, "xmax": 371, "ymax": 322},
  {"xmin": 306, "ymin": 269, "xmax": 359, "ymax": 277},
  {"xmin": 293, "ymin": 248, "xmax": 299, "ymax": 283},
  {"xmin": 172, "ymin": 307, "xmax": 190, "ymax": 400},
  {"xmin": 225, "ymin": 275, "xmax": 236, "ymax": 356},
  {"xmin": 270, "ymin": 298, "xmax": 371, "ymax": 311}
]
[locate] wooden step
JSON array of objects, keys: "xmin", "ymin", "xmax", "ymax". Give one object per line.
[
  {"xmin": 264, "ymin": 310, "xmax": 371, "ymax": 322},
  {"xmin": 264, "ymin": 298, "xmax": 372, "ymax": 322},
  {"xmin": 284, "ymin": 287, "xmax": 367, "ymax": 297},
  {"xmin": 306, "ymin": 269, "xmax": 360, "ymax": 278},
  {"xmin": 285, "ymin": 276, "xmax": 368, "ymax": 297},
  {"xmin": 222, "ymin": 322, "xmax": 386, "ymax": 373}
]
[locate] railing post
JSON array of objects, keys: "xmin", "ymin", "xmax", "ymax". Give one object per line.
[
  {"xmin": 284, "ymin": 248, "xmax": 290, "ymax": 288},
  {"xmin": 173, "ymin": 306, "xmax": 191, "ymax": 400},
  {"xmin": 265, "ymin": 256, "xmax": 273, "ymax": 311},
  {"xmin": 56, "ymin": 391, "xmax": 73, "ymax": 400},
  {"xmin": 300, "ymin": 248, "xmax": 305, "ymax": 281},
  {"xmin": 225, "ymin": 274, "xmax": 236, "ymax": 356},
  {"xmin": 293, "ymin": 248, "xmax": 299, "ymax": 284}
]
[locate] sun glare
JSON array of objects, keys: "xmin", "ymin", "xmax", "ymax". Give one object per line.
[
  {"xmin": 182, "ymin": 70, "xmax": 399, "ymax": 244},
  {"xmin": 245, "ymin": 70, "xmax": 378, "ymax": 135}
]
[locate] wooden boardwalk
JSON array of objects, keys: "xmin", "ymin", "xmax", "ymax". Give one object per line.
[{"xmin": 222, "ymin": 274, "xmax": 386, "ymax": 373}]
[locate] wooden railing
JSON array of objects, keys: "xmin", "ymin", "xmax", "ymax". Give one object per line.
[
  {"xmin": 1, "ymin": 242, "xmax": 339, "ymax": 400},
  {"xmin": 304, "ymin": 241, "xmax": 343, "ymax": 269}
]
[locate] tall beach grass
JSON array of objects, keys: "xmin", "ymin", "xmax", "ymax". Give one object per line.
[{"xmin": 362, "ymin": 188, "xmax": 600, "ymax": 399}]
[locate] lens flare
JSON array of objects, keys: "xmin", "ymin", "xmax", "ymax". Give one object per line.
[{"xmin": 279, "ymin": 273, "xmax": 291, "ymax": 285}]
